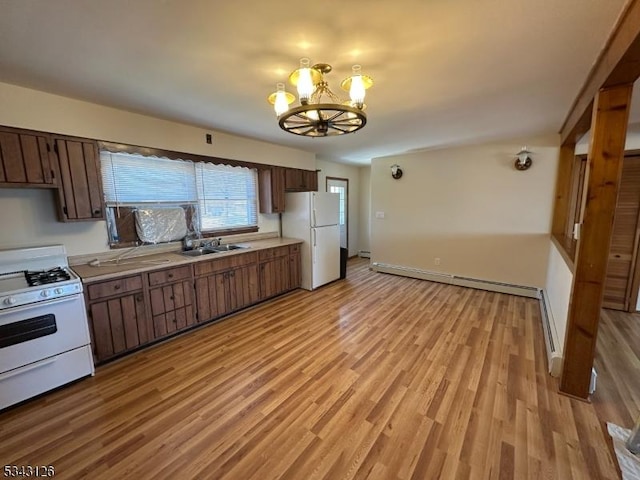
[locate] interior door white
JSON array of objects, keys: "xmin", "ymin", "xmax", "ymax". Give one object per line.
[
  {"xmin": 327, "ymin": 178, "xmax": 348, "ymax": 249},
  {"xmin": 311, "ymin": 225, "xmax": 340, "ymax": 288}
]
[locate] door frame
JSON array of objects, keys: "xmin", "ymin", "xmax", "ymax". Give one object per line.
[{"xmin": 326, "ymin": 176, "xmax": 348, "ymax": 251}]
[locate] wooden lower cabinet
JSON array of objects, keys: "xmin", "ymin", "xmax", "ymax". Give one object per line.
[
  {"xmin": 289, "ymin": 244, "xmax": 302, "ymax": 289},
  {"xmin": 259, "ymin": 246, "xmax": 293, "ymax": 300},
  {"xmin": 86, "ymin": 244, "xmax": 301, "ymax": 363},
  {"xmin": 147, "ymin": 265, "xmax": 195, "ymax": 337},
  {"xmin": 194, "ymin": 252, "xmax": 259, "ymax": 322},
  {"xmin": 87, "ymin": 275, "xmax": 150, "ymax": 363}
]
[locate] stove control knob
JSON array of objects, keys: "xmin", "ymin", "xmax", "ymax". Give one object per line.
[
  {"xmin": 41, "ymin": 290, "xmax": 51, "ymax": 298},
  {"xmin": 54, "ymin": 288, "xmax": 64, "ymax": 295},
  {"xmin": 4, "ymin": 297, "xmax": 17, "ymax": 305}
]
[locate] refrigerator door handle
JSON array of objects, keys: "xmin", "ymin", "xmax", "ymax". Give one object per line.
[
  {"xmin": 313, "ymin": 209, "xmax": 317, "ymax": 227},
  {"xmin": 312, "ymin": 230, "xmax": 317, "ymax": 264}
]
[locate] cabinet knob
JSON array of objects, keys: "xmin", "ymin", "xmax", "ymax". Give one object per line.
[
  {"xmin": 168, "ymin": 273, "xmax": 174, "ymax": 278},
  {"xmin": 114, "ymin": 284, "xmax": 121, "ymax": 290},
  {"xmin": 170, "ymin": 296, "xmax": 174, "ymax": 300},
  {"xmin": 93, "ymin": 209, "xmax": 101, "ymax": 216},
  {"xmin": 135, "ymin": 295, "xmax": 143, "ymax": 302}
]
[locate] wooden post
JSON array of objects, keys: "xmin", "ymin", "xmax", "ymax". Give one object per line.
[{"xmin": 560, "ymin": 84, "xmax": 633, "ymax": 399}]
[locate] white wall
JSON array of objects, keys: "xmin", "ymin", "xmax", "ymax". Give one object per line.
[
  {"xmin": 0, "ymin": 82, "xmax": 316, "ymax": 255},
  {"xmin": 370, "ymin": 134, "xmax": 560, "ymax": 287},
  {"xmin": 359, "ymin": 166, "xmax": 371, "ymax": 254},
  {"xmin": 316, "ymin": 158, "xmax": 361, "ymax": 257}
]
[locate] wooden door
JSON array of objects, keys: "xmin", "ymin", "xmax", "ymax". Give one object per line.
[
  {"xmin": 54, "ymin": 137, "xmax": 104, "ymax": 221},
  {"xmin": 259, "ymin": 257, "xmax": 290, "ymax": 299},
  {"xmin": 195, "ymin": 274, "xmax": 223, "ymax": 322},
  {"xmin": 603, "ymin": 155, "xmax": 640, "ymax": 311},
  {"xmin": 88, "ymin": 293, "xmax": 149, "ymax": 362},
  {"xmin": 228, "ymin": 265, "xmax": 259, "ymax": 310},
  {"xmin": 0, "ymin": 129, "xmax": 53, "ymax": 186}
]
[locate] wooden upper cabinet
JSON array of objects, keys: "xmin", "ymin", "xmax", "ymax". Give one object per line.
[
  {"xmin": 284, "ymin": 168, "xmax": 318, "ymax": 192},
  {"xmin": 0, "ymin": 128, "xmax": 54, "ymax": 187},
  {"xmin": 52, "ymin": 136, "xmax": 105, "ymax": 221},
  {"xmin": 258, "ymin": 167, "xmax": 286, "ymax": 214}
]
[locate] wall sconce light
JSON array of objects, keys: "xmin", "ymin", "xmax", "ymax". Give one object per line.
[
  {"xmin": 391, "ymin": 164, "xmax": 403, "ymax": 179},
  {"xmin": 514, "ymin": 146, "xmax": 533, "ymax": 171}
]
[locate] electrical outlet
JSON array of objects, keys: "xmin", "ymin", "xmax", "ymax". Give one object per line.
[
  {"xmin": 434, "ymin": 257, "xmax": 441, "ymax": 266},
  {"xmin": 375, "ymin": 211, "xmax": 385, "ymax": 219}
]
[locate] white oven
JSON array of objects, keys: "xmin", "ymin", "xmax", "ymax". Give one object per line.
[{"xmin": 0, "ymin": 245, "xmax": 94, "ymax": 410}]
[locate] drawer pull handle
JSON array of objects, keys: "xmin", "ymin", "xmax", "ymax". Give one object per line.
[{"xmin": 0, "ymin": 357, "xmax": 57, "ymax": 381}]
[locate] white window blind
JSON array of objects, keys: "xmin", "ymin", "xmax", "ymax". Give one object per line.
[
  {"xmin": 195, "ymin": 163, "xmax": 258, "ymax": 231},
  {"xmin": 100, "ymin": 151, "xmax": 258, "ymax": 234},
  {"xmin": 101, "ymin": 152, "xmax": 197, "ymax": 205}
]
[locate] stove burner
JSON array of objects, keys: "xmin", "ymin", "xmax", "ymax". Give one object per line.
[{"xmin": 24, "ymin": 267, "xmax": 71, "ymax": 286}]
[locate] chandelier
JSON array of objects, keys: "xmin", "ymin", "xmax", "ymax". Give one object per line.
[{"xmin": 268, "ymin": 58, "xmax": 373, "ymax": 137}]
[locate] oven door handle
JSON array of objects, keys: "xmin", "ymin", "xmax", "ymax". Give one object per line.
[{"xmin": 0, "ymin": 357, "xmax": 57, "ymax": 381}]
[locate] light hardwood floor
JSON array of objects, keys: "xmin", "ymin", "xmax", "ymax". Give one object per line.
[
  {"xmin": 593, "ymin": 308, "xmax": 640, "ymax": 430},
  {"xmin": 0, "ymin": 258, "xmax": 622, "ymax": 479}
]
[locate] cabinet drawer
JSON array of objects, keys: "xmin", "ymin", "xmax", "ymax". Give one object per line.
[
  {"xmin": 258, "ymin": 246, "xmax": 290, "ymax": 261},
  {"xmin": 87, "ymin": 275, "xmax": 143, "ymax": 300},
  {"xmin": 194, "ymin": 251, "xmax": 258, "ymax": 276},
  {"xmin": 148, "ymin": 265, "xmax": 192, "ymax": 287},
  {"xmin": 289, "ymin": 244, "xmax": 301, "ymax": 254}
]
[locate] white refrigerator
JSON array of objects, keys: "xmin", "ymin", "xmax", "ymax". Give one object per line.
[{"xmin": 282, "ymin": 191, "xmax": 341, "ymax": 290}]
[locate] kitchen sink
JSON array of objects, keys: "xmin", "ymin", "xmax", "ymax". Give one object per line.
[
  {"xmin": 211, "ymin": 244, "xmax": 248, "ymax": 252},
  {"xmin": 181, "ymin": 247, "xmax": 219, "ymax": 257}
]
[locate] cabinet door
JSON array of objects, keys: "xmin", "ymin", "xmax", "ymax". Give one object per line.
[
  {"xmin": 289, "ymin": 252, "xmax": 301, "ymax": 289},
  {"xmin": 0, "ymin": 130, "xmax": 53, "ymax": 185},
  {"xmin": 150, "ymin": 280, "xmax": 195, "ymax": 337},
  {"xmin": 258, "ymin": 167, "xmax": 286, "ymax": 213},
  {"xmin": 259, "ymin": 257, "xmax": 291, "ymax": 300},
  {"xmin": 285, "ymin": 168, "xmax": 304, "ymax": 191},
  {"xmin": 228, "ymin": 264, "xmax": 259, "ymax": 310},
  {"xmin": 304, "ymin": 170, "xmax": 318, "ymax": 192},
  {"xmin": 195, "ymin": 274, "xmax": 224, "ymax": 322},
  {"xmin": 54, "ymin": 137, "xmax": 105, "ymax": 221},
  {"xmin": 285, "ymin": 168, "xmax": 317, "ymax": 192},
  {"xmin": 88, "ymin": 293, "xmax": 148, "ymax": 363}
]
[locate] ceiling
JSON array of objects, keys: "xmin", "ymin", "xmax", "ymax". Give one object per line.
[{"xmin": 0, "ymin": 0, "xmax": 632, "ymax": 165}]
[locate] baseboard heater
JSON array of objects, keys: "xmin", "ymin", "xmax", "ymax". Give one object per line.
[
  {"xmin": 358, "ymin": 250, "xmax": 371, "ymax": 258},
  {"xmin": 371, "ymin": 262, "xmax": 539, "ymax": 298},
  {"xmin": 538, "ymin": 289, "xmax": 563, "ymax": 377},
  {"xmin": 372, "ymin": 262, "xmax": 565, "ymax": 378}
]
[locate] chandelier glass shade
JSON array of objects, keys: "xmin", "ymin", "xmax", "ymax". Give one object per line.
[{"xmin": 268, "ymin": 59, "xmax": 373, "ymax": 137}]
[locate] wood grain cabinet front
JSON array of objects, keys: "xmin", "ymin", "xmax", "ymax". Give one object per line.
[
  {"xmin": 86, "ymin": 275, "xmax": 150, "ymax": 363},
  {"xmin": 0, "ymin": 128, "xmax": 54, "ymax": 187},
  {"xmin": 194, "ymin": 252, "xmax": 259, "ymax": 322},
  {"xmin": 146, "ymin": 265, "xmax": 196, "ymax": 337},
  {"xmin": 284, "ymin": 168, "xmax": 318, "ymax": 192},
  {"xmin": 259, "ymin": 246, "xmax": 293, "ymax": 300},
  {"xmin": 52, "ymin": 136, "xmax": 105, "ymax": 221},
  {"xmin": 258, "ymin": 167, "xmax": 286, "ymax": 214}
]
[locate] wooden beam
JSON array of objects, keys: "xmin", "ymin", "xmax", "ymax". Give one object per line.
[
  {"xmin": 560, "ymin": 84, "xmax": 633, "ymax": 399},
  {"xmin": 560, "ymin": 0, "xmax": 640, "ymax": 145},
  {"xmin": 551, "ymin": 143, "xmax": 577, "ymax": 238}
]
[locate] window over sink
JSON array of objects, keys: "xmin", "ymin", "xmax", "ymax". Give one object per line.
[{"xmin": 100, "ymin": 151, "xmax": 258, "ymax": 247}]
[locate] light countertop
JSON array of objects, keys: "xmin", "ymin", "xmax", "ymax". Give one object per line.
[{"xmin": 72, "ymin": 237, "xmax": 303, "ymax": 283}]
